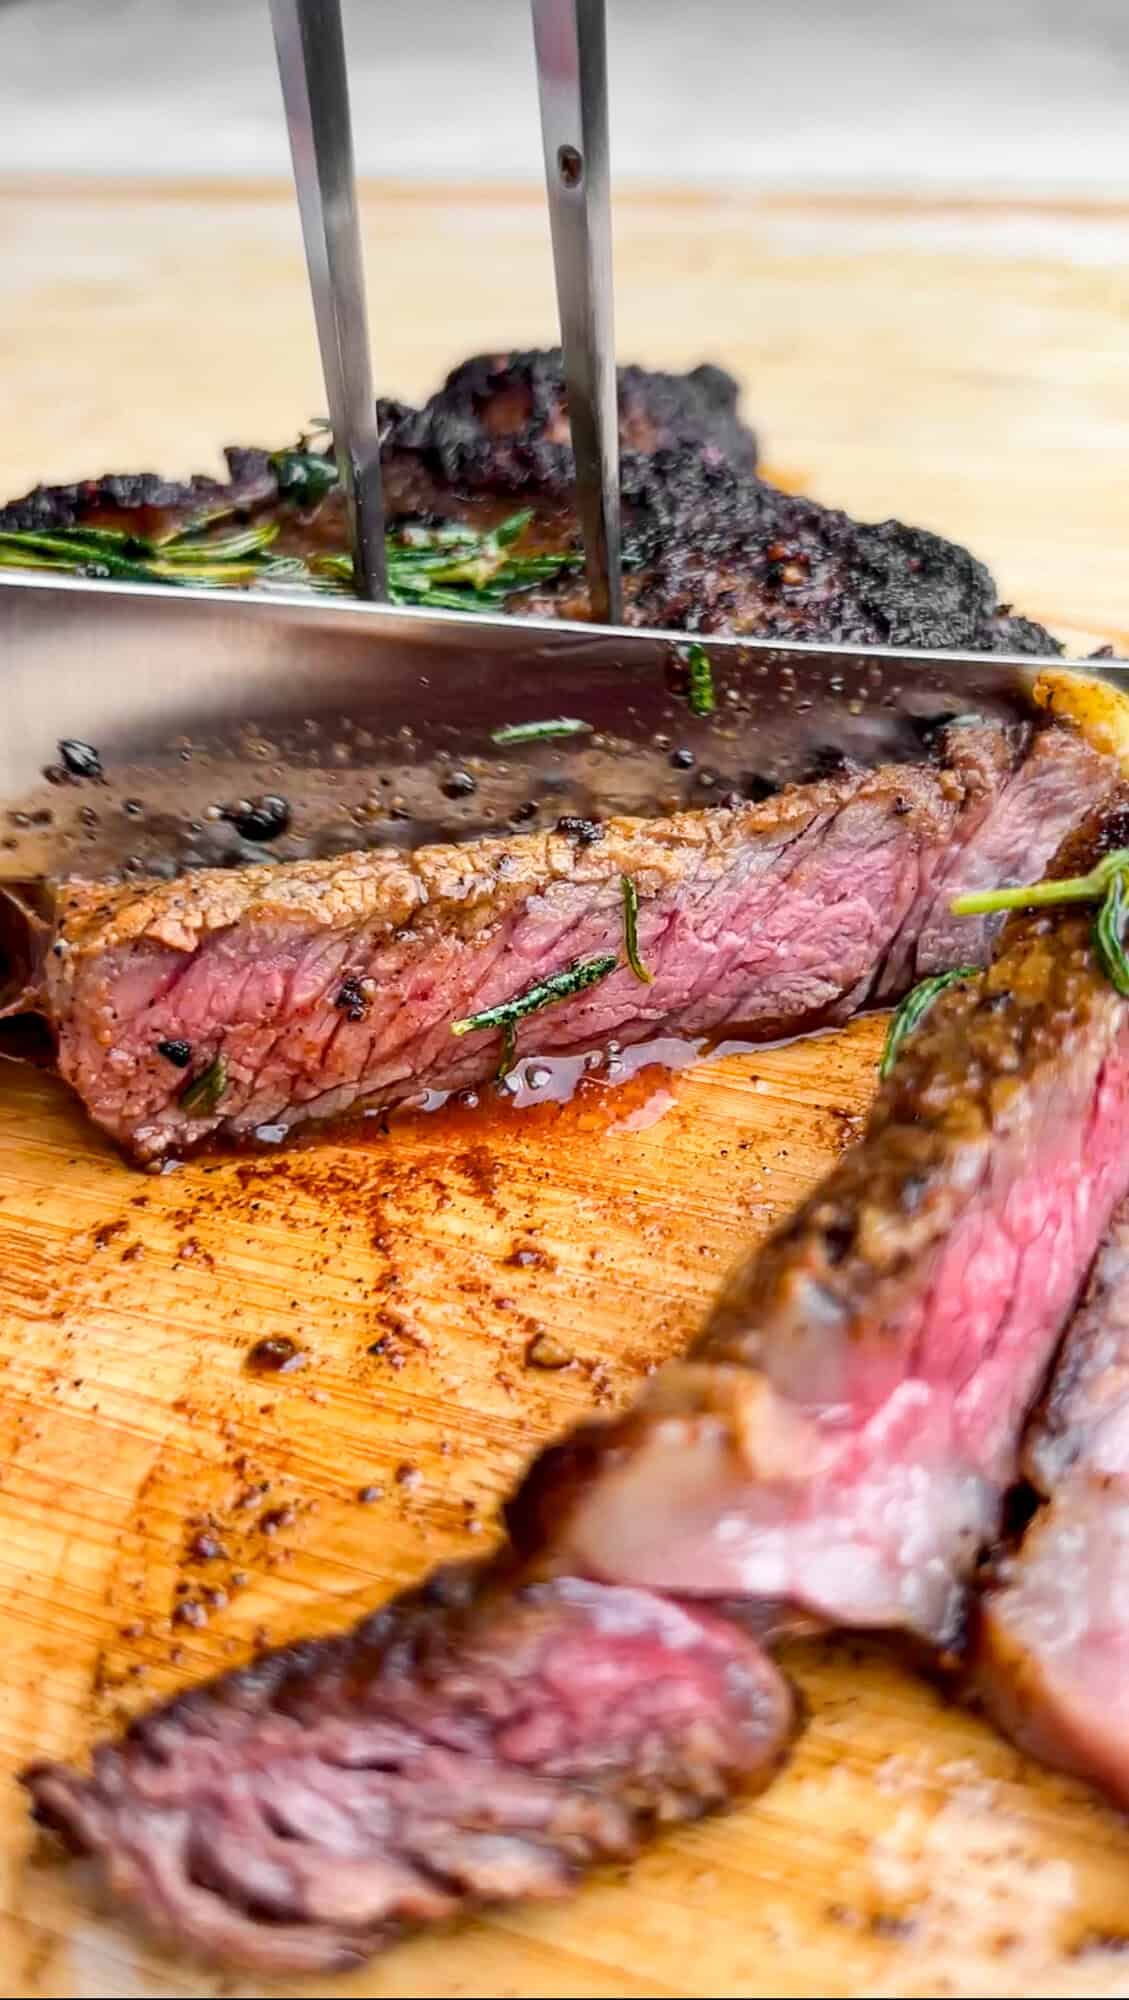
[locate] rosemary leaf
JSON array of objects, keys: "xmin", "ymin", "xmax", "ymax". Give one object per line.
[
  {"xmin": 451, "ymin": 954, "xmax": 619, "ymax": 1079},
  {"xmin": 157, "ymin": 523, "xmax": 280, "ymax": 565},
  {"xmin": 490, "ymin": 718, "xmax": 592, "ymax": 746},
  {"xmin": 269, "ymin": 448, "xmax": 339, "ymax": 505},
  {"xmin": 880, "ymin": 968, "xmax": 978, "ymax": 1080},
  {"xmin": 686, "ymin": 641, "xmax": 716, "ymax": 717},
  {"xmin": 150, "ymin": 504, "xmax": 242, "ymax": 549},
  {"xmin": 178, "ymin": 1053, "xmax": 228, "ymax": 1116},
  {"xmin": 494, "ymin": 508, "xmax": 535, "ymax": 547},
  {"xmin": 496, "ymin": 1021, "xmax": 517, "ymax": 1082},
  {"xmin": 1095, "ymin": 870, "xmax": 1129, "ymax": 997},
  {"xmin": 621, "ymin": 875, "xmax": 654, "ymax": 984}
]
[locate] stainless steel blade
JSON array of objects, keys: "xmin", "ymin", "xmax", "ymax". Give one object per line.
[
  {"xmin": 1, "ymin": 570, "xmax": 1122, "ymax": 884},
  {"xmin": 270, "ymin": 0, "xmax": 386, "ymax": 598},
  {"xmin": 531, "ymin": 0, "xmax": 622, "ymax": 625}
]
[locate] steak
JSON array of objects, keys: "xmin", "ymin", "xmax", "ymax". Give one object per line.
[
  {"xmin": 975, "ymin": 1193, "xmax": 1129, "ymax": 1803},
  {"xmin": 0, "ymin": 347, "xmax": 1058, "ymax": 653},
  {"xmin": 24, "ymin": 785, "xmax": 1129, "ymax": 1972},
  {"xmin": 34, "ymin": 722, "xmax": 1110, "ymax": 1161},
  {"xmin": 25, "ymin": 1572, "xmax": 793, "ymax": 1974},
  {"xmin": 514, "ymin": 792, "xmax": 1129, "ymax": 1647}
]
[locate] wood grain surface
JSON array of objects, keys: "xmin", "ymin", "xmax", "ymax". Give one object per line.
[{"xmin": 1, "ymin": 178, "xmax": 1129, "ymax": 1999}]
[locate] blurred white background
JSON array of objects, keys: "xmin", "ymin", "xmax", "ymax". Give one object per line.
[{"xmin": 1, "ymin": 0, "xmax": 1127, "ymax": 194}]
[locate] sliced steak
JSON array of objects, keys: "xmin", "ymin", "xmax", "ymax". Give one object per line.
[
  {"xmin": 23, "ymin": 1572, "xmax": 793, "ymax": 1975},
  {"xmin": 514, "ymin": 792, "xmax": 1129, "ymax": 1648},
  {"xmin": 39, "ymin": 724, "xmax": 1110, "ymax": 1161},
  {"xmin": 0, "ymin": 347, "xmax": 1058, "ymax": 653},
  {"xmin": 23, "ymin": 786, "xmax": 1129, "ymax": 1972},
  {"xmin": 975, "ymin": 1195, "xmax": 1129, "ymax": 1802}
]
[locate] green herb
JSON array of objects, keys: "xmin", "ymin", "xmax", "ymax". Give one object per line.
[
  {"xmin": 949, "ymin": 849, "xmax": 1129, "ymax": 919},
  {"xmin": 686, "ymin": 641, "xmax": 716, "ymax": 717},
  {"xmin": 949, "ymin": 848, "xmax": 1129, "ymax": 1003},
  {"xmin": 0, "ymin": 503, "xmax": 581, "ymax": 614},
  {"xmin": 0, "ymin": 520, "xmax": 279, "ymax": 589},
  {"xmin": 880, "ymin": 968, "xmax": 978, "ymax": 1079},
  {"xmin": 490, "ymin": 718, "xmax": 593, "ymax": 746},
  {"xmin": 1095, "ymin": 869, "xmax": 1129, "ymax": 996},
  {"xmin": 306, "ymin": 509, "xmax": 580, "ymax": 611},
  {"xmin": 621, "ymin": 875, "xmax": 654, "ymax": 984},
  {"xmin": 451, "ymin": 954, "xmax": 618, "ymax": 1080},
  {"xmin": 178, "ymin": 1053, "xmax": 228, "ymax": 1116},
  {"xmin": 268, "ymin": 447, "xmax": 339, "ymax": 505}
]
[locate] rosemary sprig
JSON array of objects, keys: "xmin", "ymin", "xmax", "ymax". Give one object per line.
[
  {"xmin": 1095, "ymin": 868, "xmax": 1129, "ymax": 995},
  {"xmin": 309, "ymin": 509, "xmax": 580, "ymax": 610},
  {"xmin": 880, "ymin": 968, "xmax": 978, "ymax": 1079},
  {"xmin": 621, "ymin": 875, "xmax": 654, "ymax": 984},
  {"xmin": 686, "ymin": 641, "xmax": 716, "ymax": 717},
  {"xmin": 178, "ymin": 1053, "xmax": 228, "ymax": 1115},
  {"xmin": 949, "ymin": 849, "xmax": 1129, "ymax": 919},
  {"xmin": 951, "ymin": 848, "xmax": 1129, "ymax": 1002},
  {"xmin": 490, "ymin": 718, "xmax": 592, "ymax": 746},
  {"xmin": 451, "ymin": 954, "xmax": 618, "ymax": 1080},
  {"xmin": 0, "ymin": 505, "xmax": 581, "ymax": 614},
  {"xmin": 0, "ymin": 521, "xmax": 279, "ymax": 589}
]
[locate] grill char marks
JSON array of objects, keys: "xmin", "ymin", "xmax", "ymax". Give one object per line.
[
  {"xmin": 385, "ymin": 348, "xmax": 759, "ymax": 486},
  {"xmin": 975, "ymin": 1195, "xmax": 1129, "ymax": 1803},
  {"xmin": 41, "ymin": 724, "xmax": 1113, "ymax": 1163},
  {"xmin": 513, "ymin": 790, "xmax": 1129, "ymax": 1648},
  {"xmin": 0, "ymin": 347, "xmax": 1058, "ymax": 652},
  {"xmin": 23, "ymin": 1571, "xmax": 793, "ymax": 1975}
]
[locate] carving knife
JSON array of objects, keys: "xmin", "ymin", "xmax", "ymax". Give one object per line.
[{"xmin": 0, "ymin": 569, "xmax": 1123, "ymax": 884}]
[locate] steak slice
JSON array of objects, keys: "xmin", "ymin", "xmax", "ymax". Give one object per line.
[
  {"xmin": 39, "ymin": 724, "xmax": 1110, "ymax": 1161},
  {"xmin": 0, "ymin": 346, "xmax": 1058, "ymax": 653},
  {"xmin": 24, "ymin": 1572, "xmax": 793, "ymax": 1975},
  {"xmin": 514, "ymin": 792, "xmax": 1129, "ymax": 1648},
  {"xmin": 974, "ymin": 1195, "xmax": 1129, "ymax": 1802}
]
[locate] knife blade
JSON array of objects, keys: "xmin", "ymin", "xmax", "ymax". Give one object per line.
[{"xmin": 0, "ymin": 569, "xmax": 1122, "ymax": 884}]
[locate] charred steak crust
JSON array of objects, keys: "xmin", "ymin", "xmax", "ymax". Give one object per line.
[
  {"xmin": 0, "ymin": 351, "xmax": 753, "ymax": 537},
  {"xmin": 0, "ymin": 347, "xmax": 1057, "ymax": 652},
  {"xmin": 513, "ymin": 789, "xmax": 1129, "ymax": 1647},
  {"xmin": 23, "ymin": 1570, "xmax": 793, "ymax": 1975},
  {"xmin": 386, "ymin": 348, "xmax": 759, "ymax": 475}
]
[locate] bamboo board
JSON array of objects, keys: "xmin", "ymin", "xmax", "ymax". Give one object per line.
[{"xmin": 1, "ymin": 178, "xmax": 1129, "ymax": 1998}]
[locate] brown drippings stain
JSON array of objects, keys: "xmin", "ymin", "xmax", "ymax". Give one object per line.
[
  {"xmin": 259, "ymin": 1505, "xmax": 297, "ymax": 1536},
  {"xmin": 186, "ymin": 1530, "xmax": 226, "ymax": 1563},
  {"xmin": 245, "ymin": 1334, "xmax": 307, "ymax": 1375},
  {"xmin": 506, "ymin": 1239, "xmax": 556, "ymax": 1271}
]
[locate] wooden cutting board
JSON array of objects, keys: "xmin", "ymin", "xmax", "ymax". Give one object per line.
[{"xmin": 2, "ymin": 177, "xmax": 1129, "ymax": 2000}]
